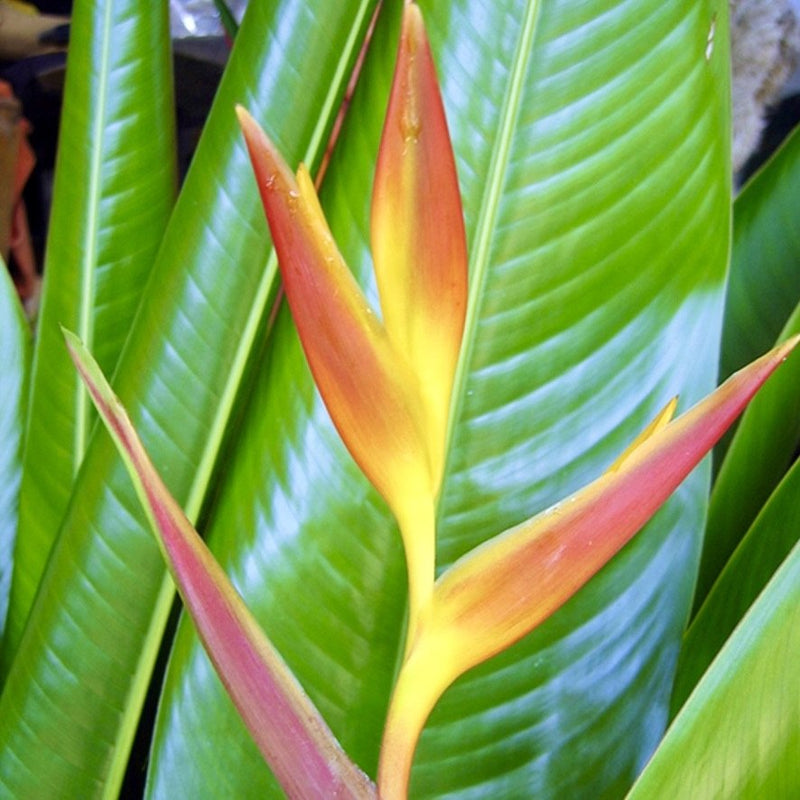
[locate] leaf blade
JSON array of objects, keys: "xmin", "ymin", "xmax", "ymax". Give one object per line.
[
  {"xmin": 721, "ymin": 123, "xmax": 800, "ymax": 381},
  {"xmin": 0, "ymin": 266, "xmax": 29, "ymax": 644},
  {"xmin": 146, "ymin": 0, "xmax": 736, "ymax": 796},
  {"xmin": 0, "ymin": 1, "xmax": 380, "ymax": 796},
  {"xmin": 697, "ymin": 307, "xmax": 800, "ymax": 610},
  {"xmin": 628, "ymin": 539, "xmax": 800, "ymax": 798},
  {"xmin": 673, "ymin": 446, "xmax": 800, "ymax": 714},
  {"xmin": 378, "ymin": 338, "xmax": 797, "ymax": 798},
  {"xmin": 3, "ymin": 0, "xmax": 177, "ymax": 669},
  {"xmin": 414, "ymin": 0, "xmax": 732, "ymax": 794}
]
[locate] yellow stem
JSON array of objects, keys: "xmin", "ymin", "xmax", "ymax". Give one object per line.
[
  {"xmin": 395, "ymin": 492, "xmax": 436, "ymax": 659},
  {"xmin": 378, "ymin": 626, "xmax": 457, "ymax": 799}
]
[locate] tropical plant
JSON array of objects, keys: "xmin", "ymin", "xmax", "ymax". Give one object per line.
[{"xmin": 1, "ymin": 0, "xmax": 799, "ymax": 797}]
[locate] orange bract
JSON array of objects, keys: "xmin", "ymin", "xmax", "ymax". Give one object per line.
[
  {"xmin": 372, "ymin": 4, "xmax": 468, "ymax": 489},
  {"xmin": 377, "ymin": 336, "xmax": 799, "ymax": 799}
]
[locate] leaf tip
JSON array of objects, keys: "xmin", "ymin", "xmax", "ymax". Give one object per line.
[
  {"xmin": 60, "ymin": 324, "xmax": 80, "ymax": 351},
  {"xmin": 61, "ymin": 326, "xmax": 93, "ymax": 384},
  {"xmin": 780, "ymin": 333, "xmax": 800, "ymax": 360}
]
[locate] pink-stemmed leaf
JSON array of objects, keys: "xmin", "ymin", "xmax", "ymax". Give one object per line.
[{"xmin": 64, "ymin": 328, "xmax": 376, "ymax": 800}]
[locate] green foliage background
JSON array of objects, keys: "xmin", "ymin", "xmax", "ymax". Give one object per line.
[{"xmin": 1, "ymin": 0, "xmax": 799, "ymax": 797}]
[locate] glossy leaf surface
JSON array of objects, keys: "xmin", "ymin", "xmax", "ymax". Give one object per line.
[
  {"xmin": 3, "ymin": 0, "xmax": 177, "ymax": 667},
  {"xmin": 629, "ymin": 538, "xmax": 800, "ymax": 798},
  {"xmin": 695, "ymin": 125, "xmax": 800, "ymax": 607},
  {"xmin": 0, "ymin": 266, "xmax": 29, "ymax": 642},
  {"xmin": 697, "ymin": 306, "xmax": 800, "ymax": 609},
  {"xmin": 378, "ymin": 339, "xmax": 797, "ymax": 799},
  {"xmin": 0, "ymin": 1, "xmax": 378, "ymax": 797},
  {"xmin": 721, "ymin": 124, "xmax": 800, "ymax": 381},
  {"xmin": 673, "ymin": 450, "xmax": 800, "ymax": 714},
  {"xmin": 150, "ymin": 0, "xmax": 732, "ymax": 796}
]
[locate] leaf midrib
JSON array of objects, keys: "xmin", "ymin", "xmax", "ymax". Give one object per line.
[
  {"xmin": 438, "ymin": 0, "xmax": 542, "ymax": 556},
  {"xmin": 75, "ymin": 1, "xmax": 114, "ymax": 476}
]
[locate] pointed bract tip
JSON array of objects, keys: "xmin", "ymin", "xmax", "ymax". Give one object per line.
[
  {"xmin": 235, "ymin": 105, "xmax": 261, "ymax": 144},
  {"xmin": 60, "ymin": 324, "xmax": 79, "ymax": 349},
  {"xmin": 404, "ymin": 1, "xmax": 423, "ymax": 28},
  {"xmin": 780, "ymin": 333, "xmax": 800, "ymax": 359},
  {"xmin": 236, "ymin": 106, "xmax": 284, "ymax": 172}
]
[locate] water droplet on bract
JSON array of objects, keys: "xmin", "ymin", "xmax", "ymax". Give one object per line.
[
  {"xmin": 399, "ymin": 63, "xmax": 422, "ymax": 143},
  {"xmin": 400, "ymin": 103, "xmax": 421, "ymax": 143},
  {"xmin": 286, "ymin": 187, "xmax": 300, "ymax": 213}
]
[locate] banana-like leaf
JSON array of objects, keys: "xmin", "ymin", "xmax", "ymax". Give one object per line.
[
  {"xmin": 0, "ymin": 265, "xmax": 29, "ymax": 641},
  {"xmin": 3, "ymin": 0, "xmax": 177, "ymax": 669},
  {"xmin": 710, "ymin": 125, "xmax": 800, "ymax": 479},
  {"xmin": 0, "ymin": 1, "xmax": 378, "ymax": 797},
  {"xmin": 721, "ymin": 124, "xmax": 800, "ymax": 381},
  {"xmin": 696, "ymin": 305, "xmax": 800, "ymax": 609},
  {"xmin": 628, "ymin": 537, "xmax": 800, "ymax": 798},
  {"xmin": 673, "ymin": 447, "xmax": 800, "ymax": 715},
  {"xmin": 66, "ymin": 329, "xmax": 376, "ymax": 800},
  {"xmin": 149, "ymin": 0, "xmax": 732, "ymax": 796}
]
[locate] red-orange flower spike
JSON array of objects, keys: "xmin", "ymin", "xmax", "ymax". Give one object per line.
[
  {"xmin": 372, "ymin": 3, "xmax": 468, "ymax": 488},
  {"xmin": 64, "ymin": 329, "xmax": 376, "ymax": 800},
  {"xmin": 237, "ymin": 107, "xmax": 433, "ymax": 527}
]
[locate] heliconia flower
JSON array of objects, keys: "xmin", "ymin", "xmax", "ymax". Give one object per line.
[
  {"xmin": 64, "ymin": 329, "xmax": 377, "ymax": 800},
  {"xmin": 237, "ymin": 3, "xmax": 467, "ymax": 634},
  {"xmin": 376, "ymin": 335, "xmax": 800, "ymax": 800}
]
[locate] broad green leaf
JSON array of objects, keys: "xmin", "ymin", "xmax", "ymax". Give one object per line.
[
  {"xmin": 0, "ymin": 1, "xmax": 378, "ymax": 797},
  {"xmin": 721, "ymin": 123, "xmax": 800, "ymax": 381},
  {"xmin": 3, "ymin": 0, "xmax": 177, "ymax": 670},
  {"xmin": 0, "ymin": 265, "xmax": 29, "ymax": 642},
  {"xmin": 673, "ymin": 449, "xmax": 800, "ymax": 715},
  {"xmin": 150, "ymin": 0, "xmax": 732, "ymax": 796},
  {"xmin": 696, "ymin": 305, "xmax": 800, "ymax": 610},
  {"xmin": 628, "ymin": 538, "xmax": 800, "ymax": 799},
  {"xmin": 66, "ymin": 330, "xmax": 376, "ymax": 800}
]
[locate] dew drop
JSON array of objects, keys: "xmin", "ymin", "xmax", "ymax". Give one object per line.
[
  {"xmin": 399, "ymin": 61, "xmax": 422, "ymax": 143},
  {"xmin": 705, "ymin": 14, "xmax": 716, "ymax": 61},
  {"xmin": 401, "ymin": 106, "xmax": 421, "ymax": 142},
  {"xmin": 286, "ymin": 187, "xmax": 300, "ymax": 213}
]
